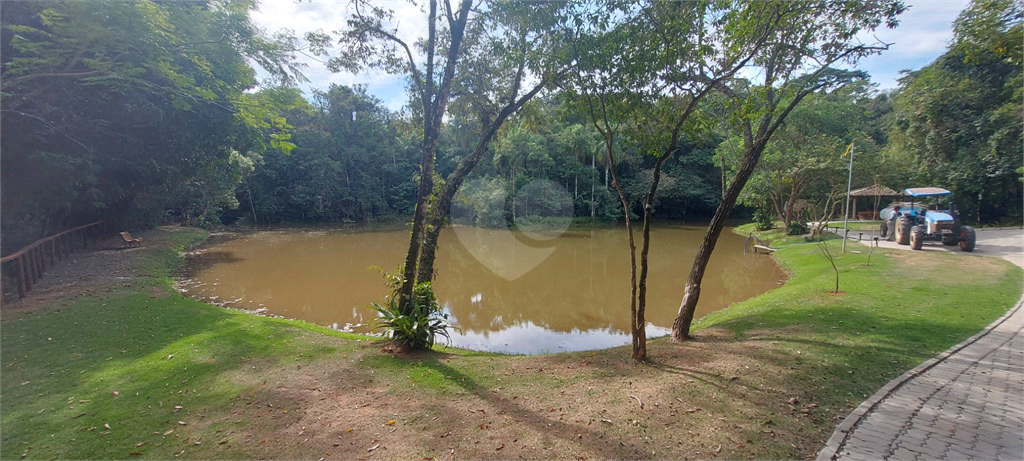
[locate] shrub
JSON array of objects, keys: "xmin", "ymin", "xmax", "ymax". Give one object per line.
[
  {"xmin": 368, "ymin": 268, "xmax": 451, "ymax": 350},
  {"xmin": 787, "ymin": 220, "xmax": 809, "ymax": 235},
  {"xmin": 753, "ymin": 208, "xmax": 775, "ymax": 231}
]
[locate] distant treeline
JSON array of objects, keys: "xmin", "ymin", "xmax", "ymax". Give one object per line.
[{"xmin": 2, "ymin": 0, "xmax": 1020, "ymax": 255}]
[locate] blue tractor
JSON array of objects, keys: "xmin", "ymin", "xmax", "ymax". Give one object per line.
[{"xmin": 883, "ymin": 187, "xmax": 976, "ymax": 252}]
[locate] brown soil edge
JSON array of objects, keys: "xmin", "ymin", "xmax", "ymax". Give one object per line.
[{"xmin": 0, "ymin": 226, "xmax": 905, "ymax": 460}]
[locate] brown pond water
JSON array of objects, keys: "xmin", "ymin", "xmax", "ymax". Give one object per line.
[{"xmin": 179, "ymin": 224, "xmax": 785, "ymax": 354}]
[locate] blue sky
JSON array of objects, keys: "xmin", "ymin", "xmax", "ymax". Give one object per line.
[{"xmin": 252, "ymin": 0, "xmax": 971, "ymax": 111}]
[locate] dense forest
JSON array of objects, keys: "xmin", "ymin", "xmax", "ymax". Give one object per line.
[{"xmin": 3, "ymin": 0, "xmax": 1021, "ymax": 256}]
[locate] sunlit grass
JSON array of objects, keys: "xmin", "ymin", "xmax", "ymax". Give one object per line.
[
  {"xmin": 2, "ymin": 225, "xmax": 1020, "ymax": 460},
  {"xmin": 693, "ymin": 237, "xmax": 1021, "ymax": 412}
]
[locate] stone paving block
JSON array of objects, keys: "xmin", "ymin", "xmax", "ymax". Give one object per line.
[
  {"xmin": 948, "ymin": 430, "xmax": 978, "ymax": 446},
  {"xmin": 946, "ymin": 444, "xmax": 977, "ymax": 460},
  {"xmin": 819, "ymin": 299, "xmax": 1024, "ymax": 461},
  {"xmin": 928, "ymin": 433, "xmax": 961, "ymax": 447},
  {"xmin": 844, "ymin": 433, "xmax": 879, "ymax": 449},
  {"xmin": 923, "ymin": 435, "xmax": 950, "ymax": 454},
  {"xmin": 977, "ymin": 421, "xmax": 1003, "ymax": 437},
  {"xmin": 972, "ymin": 439, "xmax": 1002, "ymax": 458},
  {"xmin": 889, "ymin": 446, "xmax": 919, "ymax": 461},
  {"xmin": 866, "ymin": 418, "xmax": 907, "ymax": 434},
  {"xmin": 853, "ymin": 427, "xmax": 895, "ymax": 444},
  {"xmin": 837, "ymin": 450, "xmax": 882, "ymax": 461},
  {"xmin": 997, "ymin": 444, "xmax": 1024, "ymax": 461},
  {"xmin": 914, "ymin": 422, "xmax": 951, "ymax": 435}
]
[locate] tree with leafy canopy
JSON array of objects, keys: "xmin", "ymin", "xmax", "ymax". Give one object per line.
[
  {"xmin": 563, "ymin": 0, "xmax": 808, "ymax": 360},
  {"xmin": 1, "ymin": 0, "xmax": 303, "ymax": 248},
  {"xmin": 411, "ymin": 2, "xmax": 570, "ymax": 288},
  {"xmin": 671, "ymin": 0, "xmax": 906, "ymax": 342},
  {"xmin": 886, "ymin": 0, "xmax": 1022, "ymax": 224},
  {"xmin": 311, "ymin": 0, "xmax": 569, "ymax": 321},
  {"xmin": 237, "ymin": 85, "xmax": 414, "ymax": 225},
  {"xmin": 729, "ymin": 87, "xmax": 881, "ymax": 231}
]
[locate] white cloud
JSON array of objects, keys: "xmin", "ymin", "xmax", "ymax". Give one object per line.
[
  {"xmin": 853, "ymin": 0, "xmax": 969, "ymax": 89},
  {"xmin": 250, "ymin": 0, "xmax": 972, "ymax": 105},
  {"xmin": 251, "ymin": 0, "xmax": 428, "ymax": 110}
]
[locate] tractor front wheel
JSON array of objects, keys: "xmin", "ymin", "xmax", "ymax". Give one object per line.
[
  {"xmin": 959, "ymin": 226, "xmax": 976, "ymax": 252},
  {"xmin": 911, "ymin": 225, "xmax": 926, "ymax": 250},
  {"xmin": 880, "ymin": 221, "xmax": 889, "ymax": 239},
  {"xmin": 896, "ymin": 216, "xmax": 912, "ymax": 245}
]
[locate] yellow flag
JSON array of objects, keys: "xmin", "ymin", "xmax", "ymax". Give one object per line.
[{"xmin": 842, "ymin": 143, "xmax": 854, "ymax": 157}]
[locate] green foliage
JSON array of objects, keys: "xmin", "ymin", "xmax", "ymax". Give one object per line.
[
  {"xmin": 887, "ymin": 0, "xmax": 1023, "ymax": 224},
  {"xmin": 1, "ymin": 0, "xmax": 302, "ymax": 248},
  {"xmin": 451, "ymin": 177, "xmax": 510, "ymax": 228},
  {"xmin": 239, "ymin": 85, "xmax": 416, "ymax": 224},
  {"xmin": 753, "ymin": 207, "xmax": 775, "ymax": 231},
  {"xmin": 787, "ymin": 220, "xmax": 810, "ymax": 236},
  {"xmin": 368, "ymin": 268, "xmax": 451, "ymax": 350}
]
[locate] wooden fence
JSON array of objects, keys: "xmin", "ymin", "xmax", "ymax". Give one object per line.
[{"xmin": 1, "ymin": 221, "xmax": 106, "ymax": 303}]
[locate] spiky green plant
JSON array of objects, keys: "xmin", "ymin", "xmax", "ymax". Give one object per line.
[{"xmin": 368, "ymin": 267, "xmax": 451, "ymax": 350}]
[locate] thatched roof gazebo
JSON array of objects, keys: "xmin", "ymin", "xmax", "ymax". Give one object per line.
[{"xmin": 849, "ymin": 184, "xmax": 901, "ymax": 220}]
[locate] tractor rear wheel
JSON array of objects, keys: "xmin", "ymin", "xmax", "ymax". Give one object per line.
[
  {"xmin": 896, "ymin": 216, "xmax": 912, "ymax": 245},
  {"xmin": 959, "ymin": 226, "xmax": 976, "ymax": 252},
  {"xmin": 879, "ymin": 221, "xmax": 889, "ymax": 239},
  {"xmin": 911, "ymin": 225, "xmax": 926, "ymax": 250}
]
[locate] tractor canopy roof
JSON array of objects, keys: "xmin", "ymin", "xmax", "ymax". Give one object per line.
[{"xmin": 904, "ymin": 187, "xmax": 952, "ymax": 197}]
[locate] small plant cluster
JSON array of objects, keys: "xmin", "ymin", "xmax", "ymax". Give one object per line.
[
  {"xmin": 368, "ymin": 267, "xmax": 451, "ymax": 350},
  {"xmin": 787, "ymin": 220, "xmax": 809, "ymax": 235},
  {"xmin": 754, "ymin": 207, "xmax": 775, "ymax": 231}
]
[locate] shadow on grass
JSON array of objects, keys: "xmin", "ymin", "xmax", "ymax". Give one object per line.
[
  {"xmin": 405, "ymin": 352, "xmax": 653, "ymax": 459},
  {"xmin": 0, "ymin": 290, "xmax": 346, "ymax": 459}
]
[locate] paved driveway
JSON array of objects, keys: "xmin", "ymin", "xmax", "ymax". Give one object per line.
[{"xmin": 856, "ymin": 226, "xmax": 1023, "ymax": 269}]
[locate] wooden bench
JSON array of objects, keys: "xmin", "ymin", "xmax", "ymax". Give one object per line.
[{"xmin": 119, "ymin": 232, "xmax": 142, "ymax": 248}]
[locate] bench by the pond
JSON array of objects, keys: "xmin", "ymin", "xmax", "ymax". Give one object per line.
[
  {"xmin": 120, "ymin": 232, "xmax": 143, "ymax": 248},
  {"xmin": 1, "ymin": 221, "xmax": 106, "ymax": 304}
]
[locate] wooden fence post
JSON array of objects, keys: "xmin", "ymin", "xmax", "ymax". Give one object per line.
[
  {"xmin": 2, "ymin": 221, "xmax": 104, "ymax": 302},
  {"xmin": 17, "ymin": 256, "xmax": 27, "ymax": 298}
]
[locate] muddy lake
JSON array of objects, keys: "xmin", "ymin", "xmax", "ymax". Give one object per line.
[{"xmin": 180, "ymin": 224, "xmax": 785, "ymax": 354}]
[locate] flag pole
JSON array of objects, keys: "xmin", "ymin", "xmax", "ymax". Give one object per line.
[{"xmin": 842, "ymin": 143, "xmax": 854, "ymax": 253}]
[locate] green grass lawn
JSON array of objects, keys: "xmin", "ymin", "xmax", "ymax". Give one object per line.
[
  {"xmin": 693, "ymin": 236, "xmax": 1020, "ymax": 391},
  {"xmin": 2, "ymin": 225, "xmax": 1020, "ymax": 460}
]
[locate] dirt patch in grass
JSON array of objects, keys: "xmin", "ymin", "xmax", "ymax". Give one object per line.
[
  {"xmin": 179, "ymin": 332, "xmax": 830, "ymax": 461},
  {"xmin": 3, "ymin": 226, "xmax": 1019, "ymax": 460},
  {"xmin": 2, "ymin": 226, "xmax": 199, "ymax": 315}
]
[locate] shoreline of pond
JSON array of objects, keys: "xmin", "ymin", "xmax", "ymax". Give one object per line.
[
  {"xmin": 4, "ymin": 224, "xmax": 1019, "ymax": 460},
  {"xmin": 176, "ymin": 221, "xmax": 786, "ymax": 354}
]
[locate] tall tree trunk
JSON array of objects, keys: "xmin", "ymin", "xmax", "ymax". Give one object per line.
[
  {"xmin": 591, "ymin": 155, "xmax": 597, "ymax": 219},
  {"xmin": 396, "ymin": 0, "xmax": 471, "ymax": 311},
  {"xmin": 415, "ymin": 76, "xmax": 550, "ymax": 285},
  {"xmin": 399, "ymin": 133, "xmax": 437, "ymax": 311},
  {"xmin": 783, "ymin": 181, "xmax": 801, "ymax": 231},
  {"xmin": 604, "ymin": 145, "xmax": 640, "ymax": 361},
  {"xmin": 671, "ymin": 143, "xmax": 762, "ymax": 341}
]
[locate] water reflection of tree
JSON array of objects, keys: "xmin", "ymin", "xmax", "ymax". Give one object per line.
[
  {"xmin": 434, "ymin": 227, "xmax": 784, "ymax": 335},
  {"xmin": 195, "ymin": 228, "xmax": 784, "ymax": 342}
]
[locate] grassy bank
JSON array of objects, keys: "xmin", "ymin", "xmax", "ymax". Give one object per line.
[{"xmin": 1, "ymin": 226, "xmax": 1020, "ymax": 460}]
